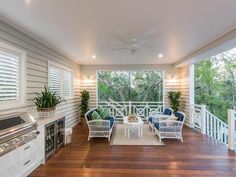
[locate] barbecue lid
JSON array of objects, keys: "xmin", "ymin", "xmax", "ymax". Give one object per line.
[{"xmin": 0, "ymin": 112, "xmax": 37, "ymax": 144}]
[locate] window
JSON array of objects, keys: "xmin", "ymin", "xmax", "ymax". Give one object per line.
[
  {"xmin": 0, "ymin": 42, "xmax": 26, "ymax": 109},
  {"xmin": 97, "ymin": 70, "xmax": 163, "ymax": 102},
  {"xmin": 48, "ymin": 62, "xmax": 73, "ymax": 98}
]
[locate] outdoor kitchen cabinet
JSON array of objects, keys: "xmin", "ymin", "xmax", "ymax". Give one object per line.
[
  {"xmin": 36, "ymin": 116, "xmax": 65, "ymax": 164},
  {"xmin": 0, "ymin": 139, "xmax": 41, "ymax": 177}
]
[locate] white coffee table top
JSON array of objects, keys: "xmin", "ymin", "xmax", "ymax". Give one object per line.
[{"xmin": 123, "ymin": 116, "xmax": 143, "ymax": 125}]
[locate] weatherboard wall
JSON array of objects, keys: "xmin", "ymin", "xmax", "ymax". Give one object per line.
[{"xmin": 0, "ymin": 20, "xmax": 80, "ymax": 128}]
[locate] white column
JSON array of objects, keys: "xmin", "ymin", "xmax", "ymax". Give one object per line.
[
  {"xmin": 201, "ymin": 105, "xmax": 206, "ymax": 134},
  {"xmin": 189, "ymin": 64, "xmax": 195, "ymax": 128},
  {"xmin": 228, "ymin": 109, "xmax": 235, "ymax": 150}
]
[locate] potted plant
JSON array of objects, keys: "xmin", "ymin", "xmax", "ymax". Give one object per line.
[
  {"xmin": 34, "ymin": 86, "xmax": 64, "ymax": 118},
  {"xmin": 80, "ymin": 90, "xmax": 89, "ymax": 117},
  {"xmin": 168, "ymin": 91, "xmax": 181, "ymax": 113}
]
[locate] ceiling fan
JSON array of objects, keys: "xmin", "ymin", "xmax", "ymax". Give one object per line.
[{"xmin": 111, "ymin": 32, "xmax": 157, "ymax": 55}]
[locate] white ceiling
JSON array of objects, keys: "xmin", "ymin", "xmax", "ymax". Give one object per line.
[{"xmin": 0, "ymin": 0, "xmax": 236, "ymax": 65}]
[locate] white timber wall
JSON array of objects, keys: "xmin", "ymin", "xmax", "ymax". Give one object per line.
[
  {"xmin": 0, "ymin": 20, "xmax": 80, "ymax": 128},
  {"xmin": 80, "ymin": 64, "xmax": 191, "ymax": 124}
]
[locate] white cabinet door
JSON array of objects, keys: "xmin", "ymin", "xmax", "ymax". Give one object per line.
[{"xmin": 0, "ymin": 139, "xmax": 41, "ymax": 177}]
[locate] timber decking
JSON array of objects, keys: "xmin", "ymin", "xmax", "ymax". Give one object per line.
[{"xmin": 30, "ymin": 122, "xmax": 236, "ymax": 177}]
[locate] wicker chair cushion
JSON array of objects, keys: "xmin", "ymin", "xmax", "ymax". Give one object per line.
[
  {"xmin": 91, "ymin": 111, "xmax": 102, "ymax": 120},
  {"xmin": 107, "ymin": 116, "xmax": 115, "ymax": 128},
  {"xmin": 87, "ymin": 110, "xmax": 94, "ymax": 121},
  {"xmin": 175, "ymin": 112, "xmax": 185, "ymax": 122},
  {"xmin": 163, "ymin": 108, "xmax": 173, "ymax": 115},
  {"xmin": 154, "ymin": 122, "xmax": 160, "ymax": 130},
  {"xmin": 148, "ymin": 117, "xmax": 153, "ymax": 123}
]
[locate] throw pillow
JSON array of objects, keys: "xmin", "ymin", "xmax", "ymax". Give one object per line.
[
  {"xmin": 91, "ymin": 111, "xmax": 101, "ymax": 120},
  {"xmin": 98, "ymin": 107, "xmax": 110, "ymax": 119}
]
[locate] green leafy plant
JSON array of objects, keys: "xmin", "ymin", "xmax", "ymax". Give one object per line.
[
  {"xmin": 168, "ymin": 91, "xmax": 181, "ymax": 113},
  {"xmin": 80, "ymin": 90, "xmax": 90, "ymax": 117},
  {"xmin": 33, "ymin": 85, "xmax": 64, "ymax": 110}
]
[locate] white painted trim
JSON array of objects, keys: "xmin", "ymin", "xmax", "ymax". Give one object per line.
[{"xmin": 0, "ymin": 41, "xmax": 26, "ymax": 110}]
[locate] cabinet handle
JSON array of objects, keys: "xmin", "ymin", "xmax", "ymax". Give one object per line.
[
  {"xmin": 24, "ymin": 160, "xmax": 31, "ymax": 165},
  {"xmin": 24, "ymin": 146, "xmax": 30, "ymax": 151}
]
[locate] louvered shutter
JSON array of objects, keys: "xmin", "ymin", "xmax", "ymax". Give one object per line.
[
  {"xmin": 0, "ymin": 51, "xmax": 20, "ymax": 101},
  {"xmin": 48, "ymin": 66, "xmax": 61, "ymax": 95},
  {"xmin": 63, "ymin": 70, "xmax": 72, "ymax": 97}
]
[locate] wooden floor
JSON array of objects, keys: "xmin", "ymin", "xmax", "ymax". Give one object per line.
[{"xmin": 30, "ymin": 121, "xmax": 236, "ymax": 177}]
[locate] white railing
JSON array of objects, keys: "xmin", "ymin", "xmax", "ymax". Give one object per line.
[
  {"xmin": 205, "ymin": 110, "xmax": 228, "ymax": 144},
  {"xmin": 191, "ymin": 104, "xmax": 236, "ymax": 149},
  {"xmin": 98, "ymin": 100, "xmax": 164, "ymax": 121},
  {"xmin": 190, "ymin": 104, "xmax": 204, "ymax": 132}
]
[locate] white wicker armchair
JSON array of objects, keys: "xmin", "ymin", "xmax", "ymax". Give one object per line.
[
  {"xmin": 147, "ymin": 108, "xmax": 173, "ymax": 132},
  {"xmin": 154, "ymin": 111, "xmax": 186, "ymax": 142},
  {"xmin": 85, "ymin": 108, "xmax": 114, "ymax": 141}
]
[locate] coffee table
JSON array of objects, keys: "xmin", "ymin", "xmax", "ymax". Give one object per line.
[{"xmin": 123, "ymin": 116, "xmax": 143, "ymax": 138}]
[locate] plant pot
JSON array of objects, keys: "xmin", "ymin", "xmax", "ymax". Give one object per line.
[{"xmin": 37, "ymin": 107, "xmax": 56, "ymax": 118}]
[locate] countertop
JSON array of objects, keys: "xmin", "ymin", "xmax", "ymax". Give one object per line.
[{"xmin": 34, "ymin": 113, "xmax": 66, "ymax": 126}]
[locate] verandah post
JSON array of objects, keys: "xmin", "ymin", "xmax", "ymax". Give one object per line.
[
  {"xmin": 228, "ymin": 109, "xmax": 235, "ymax": 150},
  {"xmin": 201, "ymin": 105, "xmax": 206, "ymax": 134}
]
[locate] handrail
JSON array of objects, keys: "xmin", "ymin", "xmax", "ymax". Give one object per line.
[
  {"xmin": 98, "ymin": 101, "xmax": 164, "ymax": 121},
  {"xmin": 191, "ymin": 104, "xmax": 229, "ymax": 145}
]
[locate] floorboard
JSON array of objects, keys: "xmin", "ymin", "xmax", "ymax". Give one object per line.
[{"xmin": 29, "ymin": 121, "xmax": 236, "ymax": 177}]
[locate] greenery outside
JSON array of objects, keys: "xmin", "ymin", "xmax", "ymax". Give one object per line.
[
  {"xmin": 97, "ymin": 70, "xmax": 163, "ymax": 102},
  {"xmin": 194, "ymin": 48, "xmax": 236, "ymax": 122}
]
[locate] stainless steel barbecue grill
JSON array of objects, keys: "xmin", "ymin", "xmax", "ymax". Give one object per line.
[{"xmin": 0, "ymin": 112, "xmax": 39, "ymax": 156}]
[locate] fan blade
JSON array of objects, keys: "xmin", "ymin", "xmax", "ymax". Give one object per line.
[
  {"xmin": 116, "ymin": 38, "xmax": 131, "ymax": 44},
  {"xmin": 111, "ymin": 47, "xmax": 129, "ymax": 51}
]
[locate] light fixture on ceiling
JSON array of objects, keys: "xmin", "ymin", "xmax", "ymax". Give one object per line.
[
  {"xmin": 25, "ymin": 0, "xmax": 31, "ymax": 5},
  {"xmin": 92, "ymin": 55, "xmax": 96, "ymax": 59},
  {"xmin": 158, "ymin": 53, "xmax": 163, "ymax": 58}
]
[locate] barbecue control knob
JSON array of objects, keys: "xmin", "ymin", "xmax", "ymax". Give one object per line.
[
  {"xmin": 2, "ymin": 143, "xmax": 9, "ymax": 149},
  {"xmin": 13, "ymin": 139, "xmax": 20, "ymax": 145}
]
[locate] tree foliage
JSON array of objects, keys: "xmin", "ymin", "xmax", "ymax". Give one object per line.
[
  {"xmin": 195, "ymin": 48, "xmax": 236, "ymax": 122},
  {"xmin": 97, "ymin": 70, "xmax": 163, "ymax": 102}
]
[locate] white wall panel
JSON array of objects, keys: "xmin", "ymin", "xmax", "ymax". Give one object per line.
[{"xmin": 0, "ymin": 20, "xmax": 80, "ymax": 128}]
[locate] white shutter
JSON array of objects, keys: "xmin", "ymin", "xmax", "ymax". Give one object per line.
[
  {"xmin": 63, "ymin": 70, "xmax": 72, "ymax": 97},
  {"xmin": 48, "ymin": 66, "xmax": 61, "ymax": 95},
  {"xmin": 0, "ymin": 51, "xmax": 19, "ymax": 101},
  {"xmin": 48, "ymin": 62, "xmax": 74, "ymax": 98}
]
